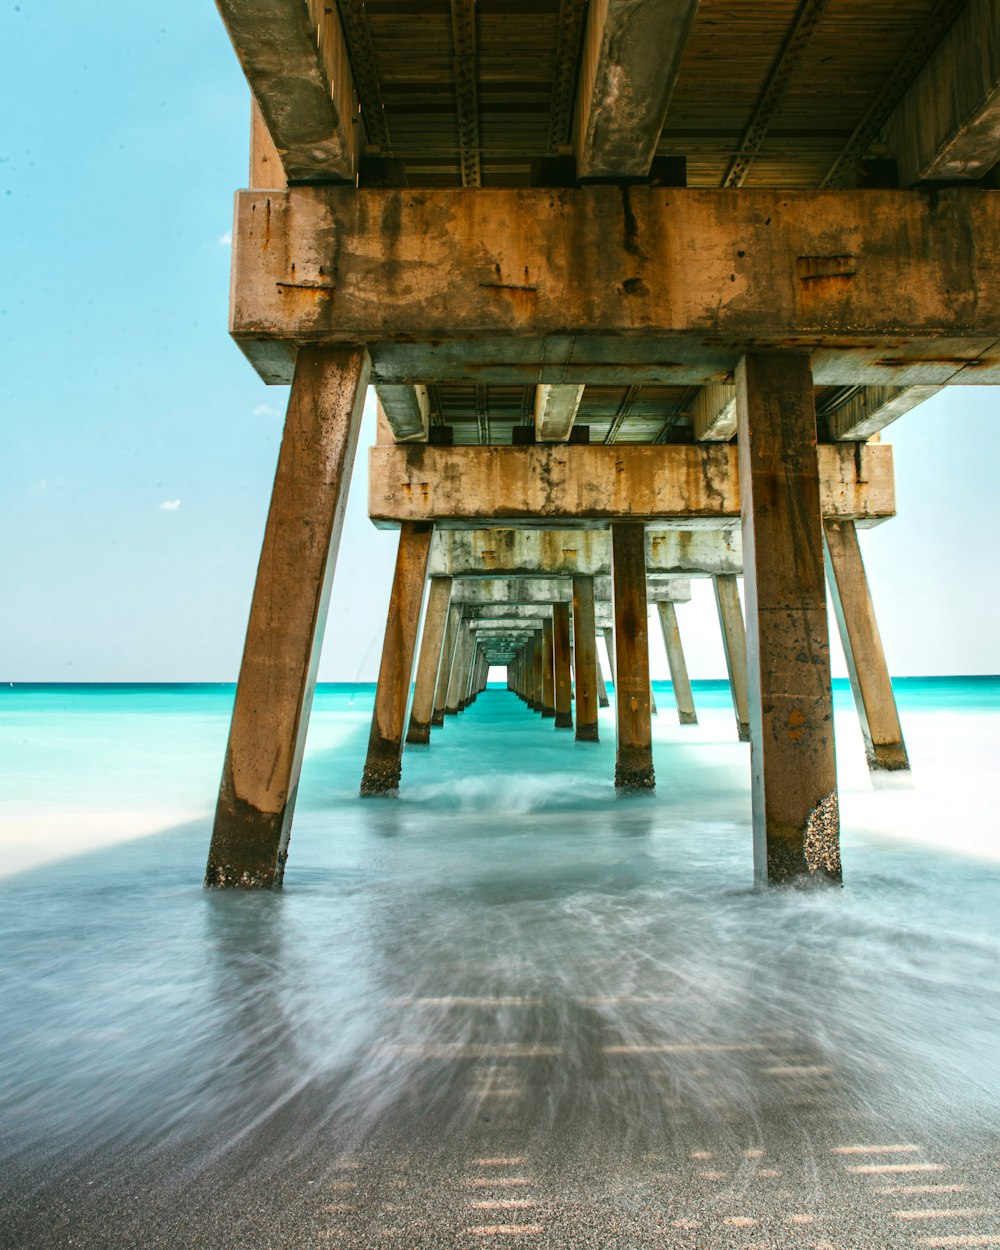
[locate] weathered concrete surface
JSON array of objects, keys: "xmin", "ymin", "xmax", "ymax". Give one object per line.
[
  {"xmin": 534, "ymin": 384, "xmax": 585, "ymax": 442},
  {"xmin": 231, "ymin": 187, "xmax": 1000, "ymax": 387},
  {"xmin": 552, "ymin": 603, "xmax": 574, "ymax": 728},
  {"xmin": 429, "ymin": 528, "xmax": 743, "ymax": 578},
  {"xmin": 406, "ymin": 575, "xmax": 451, "ymax": 745},
  {"xmin": 216, "ymin": 0, "xmax": 358, "ymax": 182},
  {"xmin": 250, "ymin": 98, "xmax": 286, "ymax": 190},
  {"xmin": 449, "ymin": 576, "xmax": 692, "ymax": 606},
  {"xmin": 824, "ymin": 519, "xmax": 910, "ymax": 771},
  {"xmin": 532, "ymin": 631, "xmax": 545, "ymax": 712},
  {"xmin": 612, "ymin": 524, "xmax": 654, "ymax": 789},
  {"xmin": 369, "ymin": 444, "xmax": 896, "ymax": 527},
  {"xmin": 692, "ymin": 383, "xmax": 737, "ymax": 442},
  {"xmin": 882, "ymin": 0, "xmax": 1000, "ymax": 185},
  {"xmin": 657, "ymin": 601, "xmax": 697, "ymax": 725},
  {"xmin": 542, "ymin": 618, "xmax": 556, "ymax": 718},
  {"xmin": 433, "ymin": 605, "xmax": 461, "ymax": 725},
  {"xmin": 361, "ymin": 522, "xmax": 434, "ymax": 795},
  {"xmin": 572, "ymin": 576, "xmax": 600, "ymax": 741},
  {"xmin": 574, "ymin": 0, "xmax": 698, "ymax": 178},
  {"xmin": 714, "ymin": 574, "xmax": 751, "ymax": 743},
  {"xmin": 206, "ymin": 346, "xmax": 369, "ymax": 889},
  {"xmin": 376, "ymin": 386, "xmax": 430, "ymax": 442},
  {"xmin": 737, "ymin": 352, "xmax": 840, "ymax": 889},
  {"xmin": 828, "ymin": 384, "xmax": 942, "ymax": 441}
]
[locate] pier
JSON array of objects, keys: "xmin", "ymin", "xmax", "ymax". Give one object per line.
[{"xmin": 204, "ymin": 0, "xmax": 999, "ymax": 891}]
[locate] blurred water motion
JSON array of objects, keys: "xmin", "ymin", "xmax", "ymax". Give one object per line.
[{"xmin": 1, "ymin": 684, "xmax": 999, "ymax": 1247}]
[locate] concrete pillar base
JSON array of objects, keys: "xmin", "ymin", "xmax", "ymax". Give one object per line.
[
  {"xmin": 737, "ymin": 722, "xmax": 750, "ymax": 743},
  {"xmin": 678, "ymin": 709, "xmax": 698, "ymax": 725},
  {"xmin": 360, "ymin": 758, "xmax": 402, "ymax": 796},
  {"xmin": 868, "ymin": 742, "xmax": 910, "ymax": 771},
  {"xmin": 541, "ymin": 705, "xmax": 555, "ymax": 718},
  {"xmin": 554, "ymin": 711, "xmax": 573, "ymax": 729},
  {"xmin": 615, "ymin": 752, "xmax": 656, "ymax": 790},
  {"xmin": 576, "ymin": 723, "xmax": 600, "ymax": 743},
  {"xmin": 406, "ymin": 721, "xmax": 431, "ymax": 745},
  {"xmin": 431, "ymin": 710, "xmax": 445, "ymax": 727}
]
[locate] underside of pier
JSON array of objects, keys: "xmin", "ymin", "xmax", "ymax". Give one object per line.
[{"xmin": 204, "ymin": 0, "xmax": 999, "ymax": 890}]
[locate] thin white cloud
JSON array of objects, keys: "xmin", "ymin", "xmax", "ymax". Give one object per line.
[
  {"xmin": 217, "ymin": 231, "xmax": 232, "ymax": 248},
  {"xmin": 159, "ymin": 499, "xmax": 181, "ymax": 512},
  {"xmin": 253, "ymin": 402, "xmax": 279, "ymax": 417}
]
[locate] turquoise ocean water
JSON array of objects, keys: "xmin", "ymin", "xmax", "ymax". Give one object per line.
[{"xmin": 1, "ymin": 679, "xmax": 999, "ymax": 1246}]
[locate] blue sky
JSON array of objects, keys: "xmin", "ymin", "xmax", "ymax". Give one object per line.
[{"xmin": 1, "ymin": 2, "xmax": 997, "ymax": 681}]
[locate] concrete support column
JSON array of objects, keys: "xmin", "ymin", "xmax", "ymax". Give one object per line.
[
  {"xmin": 603, "ymin": 626, "xmax": 616, "ymax": 687},
  {"xmin": 406, "ymin": 575, "xmax": 452, "ymax": 745},
  {"xmin": 541, "ymin": 617, "xmax": 556, "ymax": 717},
  {"xmin": 611, "ymin": 523, "xmax": 655, "ymax": 789},
  {"xmin": 434, "ymin": 605, "xmax": 462, "ymax": 723},
  {"xmin": 552, "ymin": 603, "xmax": 573, "ymax": 728},
  {"xmin": 446, "ymin": 619, "xmax": 472, "ymax": 715},
  {"xmin": 595, "ymin": 639, "xmax": 611, "ymax": 708},
  {"xmin": 455, "ymin": 626, "xmax": 475, "ymax": 710},
  {"xmin": 657, "ymin": 601, "xmax": 697, "ymax": 725},
  {"xmin": 532, "ymin": 631, "xmax": 544, "ymax": 711},
  {"xmin": 736, "ymin": 352, "xmax": 840, "ymax": 888},
  {"xmin": 206, "ymin": 346, "xmax": 369, "ymax": 889},
  {"xmin": 714, "ymin": 574, "xmax": 751, "ymax": 742},
  {"xmin": 361, "ymin": 521, "xmax": 435, "ymax": 795},
  {"xmin": 572, "ymin": 575, "xmax": 600, "ymax": 741},
  {"xmin": 824, "ymin": 519, "xmax": 909, "ymax": 771}
]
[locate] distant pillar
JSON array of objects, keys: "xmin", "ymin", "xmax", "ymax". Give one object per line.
[
  {"xmin": 446, "ymin": 618, "xmax": 471, "ymax": 715},
  {"xmin": 456, "ymin": 626, "xmax": 475, "ymax": 710},
  {"xmin": 434, "ymin": 605, "xmax": 462, "ymax": 724},
  {"xmin": 612, "ymin": 523, "xmax": 655, "ymax": 789},
  {"xmin": 406, "ymin": 575, "xmax": 452, "ymax": 745},
  {"xmin": 657, "ymin": 601, "xmax": 697, "ymax": 725},
  {"xmin": 595, "ymin": 635, "xmax": 611, "ymax": 708},
  {"xmin": 361, "ymin": 521, "xmax": 435, "ymax": 795},
  {"xmin": 532, "ymin": 631, "xmax": 545, "ymax": 711},
  {"xmin": 737, "ymin": 352, "xmax": 840, "ymax": 888},
  {"xmin": 572, "ymin": 576, "xmax": 600, "ymax": 741},
  {"xmin": 714, "ymin": 575, "xmax": 751, "ymax": 742},
  {"xmin": 603, "ymin": 625, "xmax": 616, "ymax": 687},
  {"xmin": 552, "ymin": 604, "xmax": 573, "ymax": 728},
  {"xmin": 206, "ymin": 346, "xmax": 368, "ymax": 889},
  {"xmin": 824, "ymin": 519, "xmax": 909, "ymax": 771},
  {"xmin": 541, "ymin": 617, "xmax": 556, "ymax": 717}
]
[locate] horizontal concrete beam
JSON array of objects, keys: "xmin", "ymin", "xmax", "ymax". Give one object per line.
[
  {"xmin": 216, "ymin": 0, "xmax": 359, "ymax": 183},
  {"xmin": 450, "ymin": 576, "xmax": 692, "ymax": 606},
  {"xmin": 231, "ymin": 187, "xmax": 1000, "ymax": 386},
  {"xmin": 534, "ymin": 384, "xmax": 585, "ymax": 442},
  {"xmin": 428, "ymin": 528, "xmax": 743, "ymax": 578},
  {"xmin": 574, "ymin": 0, "xmax": 698, "ymax": 179},
  {"xmin": 882, "ymin": 0, "xmax": 1000, "ymax": 185},
  {"xmin": 828, "ymin": 384, "xmax": 942, "ymax": 441},
  {"xmin": 370, "ymin": 444, "xmax": 895, "ymax": 527},
  {"xmin": 692, "ymin": 383, "xmax": 737, "ymax": 442},
  {"xmin": 375, "ymin": 385, "xmax": 429, "ymax": 442}
]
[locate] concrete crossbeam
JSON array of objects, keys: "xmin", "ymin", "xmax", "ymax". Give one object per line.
[
  {"xmin": 216, "ymin": 0, "xmax": 359, "ymax": 182},
  {"xmin": 231, "ymin": 187, "xmax": 1000, "ymax": 386},
  {"xmin": 882, "ymin": 0, "xmax": 1000, "ymax": 185},
  {"xmin": 450, "ymin": 577, "xmax": 692, "ymax": 606},
  {"xmin": 428, "ymin": 528, "xmax": 743, "ymax": 578},
  {"xmin": 574, "ymin": 0, "xmax": 698, "ymax": 179},
  {"xmin": 369, "ymin": 444, "xmax": 895, "ymax": 527}
]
